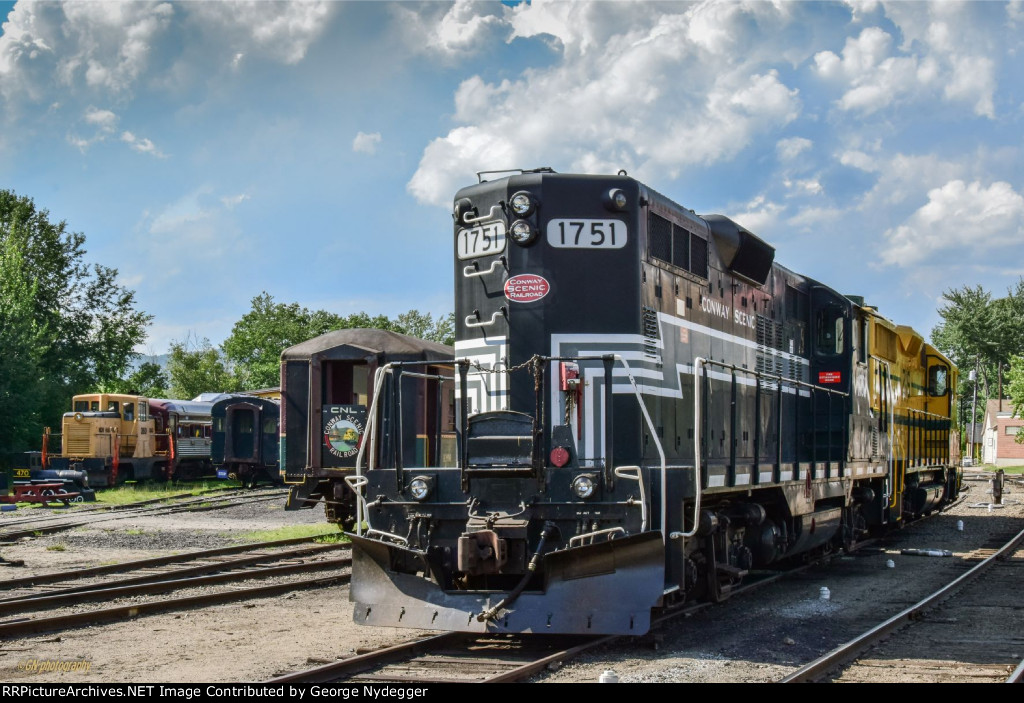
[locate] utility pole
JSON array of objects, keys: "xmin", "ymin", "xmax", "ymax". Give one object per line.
[{"xmin": 970, "ymin": 355, "xmax": 979, "ymax": 465}]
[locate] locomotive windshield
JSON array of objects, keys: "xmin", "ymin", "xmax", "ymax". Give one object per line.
[{"xmin": 815, "ymin": 305, "xmax": 845, "ymax": 356}]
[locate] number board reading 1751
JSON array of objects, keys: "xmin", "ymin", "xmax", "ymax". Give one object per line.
[
  {"xmin": 546, "ymin": 219, "xmax": 627, "ymax": 249},
  {"xmin": 457, "ymin": 222, "xmax": 507, "ymax": 260}
]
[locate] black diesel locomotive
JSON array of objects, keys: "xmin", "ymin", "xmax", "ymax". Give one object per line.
[{"xmin": 345, "ymin": 169, "xmax": 960, "ymax": 636}]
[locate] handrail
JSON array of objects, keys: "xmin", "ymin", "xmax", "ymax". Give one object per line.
[
  {"xmin": 569, "ymin": 526, "xmax": 625, "ymax": 547},
  {"xmin": 465, "ymin": 309, "xmax": 506, "ymax": 328},
  {"xmin": 698, "ymin": 358, "xmax": 850, "ymax": 398},
  {"xmin": 613, "ymin": 466, "xmax": 647, "ymax": 532},
  {"xmin": 539, "ymin": 354, "xmax": 666, "ymax": 541},
  {"xmin": 463, "ymin": 257, "xmax": 506, "ymax": 279},
  {"xmin": 461, "ymin": 204, "xmax": 502, "ymax": 225},
  {"xmin": 693, "ymin": 357, "xmax": 850, "ymax": 536},
  {"xmin": 351, "ymin": 366, "xmax": 390, "ymax": 537}
]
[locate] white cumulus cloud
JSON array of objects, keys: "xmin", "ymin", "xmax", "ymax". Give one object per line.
[
  {"xmin": 188, "ymin": 1, "xmax": 334, "ymax": 65},
  {"xmin": 392, "ymin": 0, "xmax": 509, "ymax": 59},
  {"xmin": 777, "ymin": 137, "xmax": 813, "ymax": 162},
  {"xmin": 881, "ymin": 180, "xmax": 1024, "ymax": 267},
  {"xmin": 814, "ymin": 5, "xmax": 1000, "ymax": 118},
  {"xmin": 409, "ymin": 3, "xmax": 804, "ymax": 206},
  {"xmin": 121, "ymin": 130, "xmax": 166, "ymax": 158},
  {"xmin": 352, "ymin": 131, "xmax": 382, "ymax": 155}
]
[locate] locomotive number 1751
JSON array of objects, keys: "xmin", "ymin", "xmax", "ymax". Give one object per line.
[
  {"xmin": 546, "ymin": 219, "xmax": 627, "ymax": 249},
  {"xmin": 457, "ymin": 222, "xmax": 507, "ymax": 260}
]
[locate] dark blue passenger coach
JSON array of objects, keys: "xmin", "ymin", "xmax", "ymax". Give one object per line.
[{"xmin": 211, "ymin": 395, "xmax": 280, "ymax": 487}]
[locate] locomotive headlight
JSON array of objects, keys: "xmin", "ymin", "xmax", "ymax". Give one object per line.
[
  {"xmin": 509, "ymin": 191, "xmax": 536, "ymax": 217},
  {"xmin": 409, "ymin": 476, "xmax": 433, "ymax": 501},
  {"xmin": 509, "ymin": 220, "xmax": 537, "ymax": 245},
  {"xmin": 572, "ymin": 474, "xmax": 596, "ymax": 500},
  {"xmin": 603, "ymin": 188, "xmax": 628, "ymax": 212},
  {"xmin": 453, "ymin": 198, "xmax": 475, "ymax": 224}
]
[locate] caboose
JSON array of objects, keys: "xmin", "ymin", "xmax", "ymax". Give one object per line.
[
  {"xmin": 343, "ymin": 169, "xmax": 960, "ymax": 636},
  {"xmin": 280, "ymin": 328, "xmax": 456, "ymax": 525}
]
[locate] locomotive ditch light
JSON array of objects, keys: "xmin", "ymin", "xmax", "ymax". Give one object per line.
[
  {"xmin": 408, "ymin": 475, "xmax": 434, "ymax": 501},
  {"xmin": 509, "ymin": 219, "xmax": 537, "ymax": 246},
  {"xmin": 509, "ymin": 190, "xmax": 536, "ymax": 217},
  {"xmin": 603, "ymin": 188, "xmax": 628, "ymax": 212},
  {"xmin": 572, "ymin": 473, "xmax": 598, "ymax": 500}
]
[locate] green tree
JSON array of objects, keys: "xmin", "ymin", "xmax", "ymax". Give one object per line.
[
  {"xmin": 222, "ymin": 292, "xmax": 344, "ymax": 390},
  {"xmin": 395, "ymin": 310, "xmax": 455, "ymax": 346},
  {"xmin": 166, "ymin": 336, "xmax": 237, "ymax": 400},
  {"xmin": 119, "ymin": 361, "xmax": 170, "ymax": 397},
  {"xmin": 1008, "ymin": 356, "xmax": 1024, "ymax": 445},
  {"xmin": 222, "ymin": 292, "xmax": 455, "ymax": 390},
  {"xmin": 0, "ymin": 190, "xmax": 151, "ymax": 450},
  {"xmin": 0, "ymin": 234, "xmax": 47, "ymax": 454}
]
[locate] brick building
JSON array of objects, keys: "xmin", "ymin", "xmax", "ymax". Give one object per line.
[{"xmin": 981, "ymin": 399, "xmax": 1024, "ymax": 467}]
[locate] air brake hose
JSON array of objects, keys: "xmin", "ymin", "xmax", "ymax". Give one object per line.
[{"xmin": 477, "ymin": 521, "xmax": 556, "ymax": 623}]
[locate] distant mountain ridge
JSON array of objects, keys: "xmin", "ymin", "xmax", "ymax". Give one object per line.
[{"xmin": 130, "ymin": 353, "xmax": 169, "ymax": 372}]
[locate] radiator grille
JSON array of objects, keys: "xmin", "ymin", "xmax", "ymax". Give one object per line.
[{"xmin": 66, "ymin": 425, "xmax": 91, "ymax": 455}]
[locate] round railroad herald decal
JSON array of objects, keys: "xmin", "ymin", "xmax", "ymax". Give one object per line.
[{"xmin": 504, "ymin": 274, "xmax": 550, "ymax": 303}]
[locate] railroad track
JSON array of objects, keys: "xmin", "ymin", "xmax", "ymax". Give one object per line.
[
  {"xmin": 0, "ymin": 488, "xmax": 288, "ymax": 541},
  {"xmin": 0, "ymin": 536, "xmax": 351, "ymax": 638},
  {"xmin": 267, "ymin": 509, "xmax": 965, "ymax": 684},
  {"xmin": 267, "ymin": 556, "xmax": 823, "ymax": 683},
  {"xmin": 780, "ymin": 525, "xmax": 1024, "ymax": 684},
  {"xmin": 0, "ymin": 486, "xmax": 240, "ymax": 527}
]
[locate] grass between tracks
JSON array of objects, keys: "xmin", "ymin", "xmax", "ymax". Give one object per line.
[
  {"xmin": 94, "ymin": 480, "xmax": 241, "ymax": 505},
  {"xmin": 233, "ymin": 523, "xmax": 347, "ymax": 544}
]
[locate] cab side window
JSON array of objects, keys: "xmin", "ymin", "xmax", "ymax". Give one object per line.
[{"xmin": 815, "ymin": 308, "xmax": 845, "ymax": 356}]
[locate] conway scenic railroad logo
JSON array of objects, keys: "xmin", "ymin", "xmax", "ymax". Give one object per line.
[
  {"xmin": 323, "ymin": 408, "xmax": 365, "ymax": 458},
  {"xmin": 504, "ymin": 274, "xmax": 550, "ymax": 303}
]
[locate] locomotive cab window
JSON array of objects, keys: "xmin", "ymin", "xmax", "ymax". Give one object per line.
[
  {"xmin": 815, "ymin": 306, "xmax": 845, "ymax": 356},
  {"xmin": 928, "ymin": 365, "xmax": 948, "ymax": 396},
  {"xmin": 74, "ymin": 400, "xmax": 89, "ymax": 412},
  {"xmin": 123, "ymin": 403, "xmax": 135, "ymax": 421},
  {"xmin": 108, "ymin": 401, "xmax": 120, "ymax": 414}
]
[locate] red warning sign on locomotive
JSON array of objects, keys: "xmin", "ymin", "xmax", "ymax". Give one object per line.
[
  {"xmin": 504, "ymin": 274, "xmax": 550, "ymax": 303},
  {"xmin": 818, "ymin": 371, "xmax": 842, "ymax": 384}
]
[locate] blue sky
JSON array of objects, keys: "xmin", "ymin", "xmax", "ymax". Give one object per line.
[{"xmin": 2, "ymin": 1, "xmax": 1023, "ymax": 358}]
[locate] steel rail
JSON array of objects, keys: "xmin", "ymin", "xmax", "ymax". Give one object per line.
[
  {"xmin": 269, "ymin": 550, "xmax": 837, "ymax": 684},
  {"xmin": 0, "ymin": 554, "xmax": 351, "ymax": 616},
  {"xmin": 0, "ymin": 533, "xmax": 345, "ymax": 591},
  {"xmin": 0, "ymin": 486, "xmax": 243, "ymax": 527},
  {"xmin": 1007, "ymin": 658, "xmax": 1024, "ymax": 684},
  {"xmin": 0, "ymin": 572, "xmax": 348, "ymax": 638},
  {"xmin": 0, "ymin": 489, "xmax": 287, "ymax": 540},
  {"xmin": 779, "ymin": 524, "xmax": 1024, "ymax": 683},
  {"xmin": 0, "ymin": 543, "xmax": 349, "ymax": 609},
  {"xmin": 267, "ymin": 634, "xmax": 467, "ymax": 683}
]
